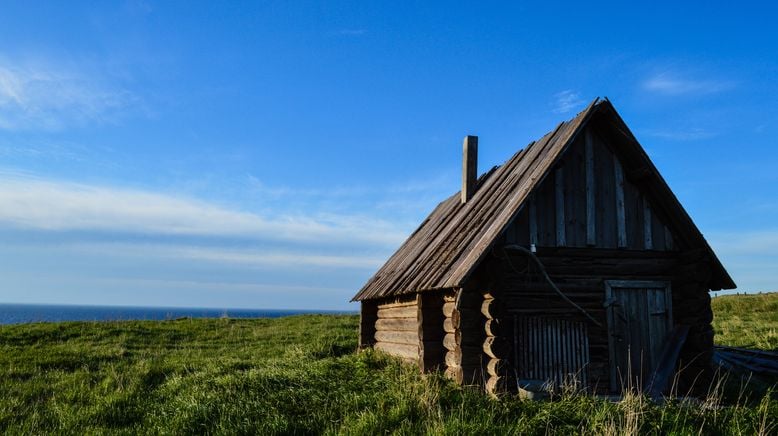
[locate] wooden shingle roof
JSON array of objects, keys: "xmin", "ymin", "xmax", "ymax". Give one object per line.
[{"xmin": 352, "ymin": 99, "xmax": 735, "ymax": 301}]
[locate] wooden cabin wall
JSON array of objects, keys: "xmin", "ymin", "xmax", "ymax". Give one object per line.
[
  {"xmin": 359, "ymin": 300, "xmax": 378, "ymax": 349},
  {"xmin": 504, "ymin": 128, "xmax": 675, "ymax": 252},
  {"xmin": 365, "ymin": 291, "xmax": 449, "ymax": 371},
  {"xmin": 672, "ymin": 256, "xmax": 715, "ymax": 395},
  {"xmin": 444, "ymin": 289, "xmax": 486, "ymax": 385},
  {"xmin": 493, "ymin": 126, "xmax": 716, "ymax": 393},
  {"xmin": 482, "ymin": 291, "xmax": 512, "ymax": 394},
  {"xmin": 418, "ymin": 292, "xmax": 446, "ymax": 372},
  {"xmin": 476, "ymin": 247, "xmax": 715, "ymax": 394},
  {"xmin": 372, "ymin": 294, "xmax": 420, "ymax": 361}
]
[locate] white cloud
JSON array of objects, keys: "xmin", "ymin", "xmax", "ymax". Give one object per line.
[
  {"xmin": 0, "ymin": 58, "xmax": 136, "ymax": 130},
  {"xmin": 172, "ymin": 245, "xmax": 384, "ymax": 269},
  {"xmin": 642, "ymin": 73, "xmax": 734, "ymax": 96},
  {"xmin": 10, "ymin": 240, "xmax": 384, "ymax": 270},
  {"xmin": 552, "ymin": 90, "xmax": 585, "ymax": 114},
  {"xmin": 0, "ymin": 174, "xmax": 408, "ymax": 247},
  {"xmin": 95, "ymin": 241, "xmax": 381, "ymax": 269}
]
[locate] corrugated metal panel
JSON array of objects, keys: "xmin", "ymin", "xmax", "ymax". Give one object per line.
[{"xmin": 515, "ymin": 316, "xmax": 589, "ymax": 389}]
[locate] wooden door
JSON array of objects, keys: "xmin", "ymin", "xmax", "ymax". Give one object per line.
[{"xmin": 605, "ymin": 280, "xmax": 672, "ymax": 392}]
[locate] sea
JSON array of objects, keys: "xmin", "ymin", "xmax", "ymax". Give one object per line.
[{"xmin": 0, "ymin": 303, "xmax": 353, "ymax": 325}]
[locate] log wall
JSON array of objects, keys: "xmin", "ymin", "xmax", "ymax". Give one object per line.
[
  {"xmin": 477, "ymin": 247, "xmax": 715, "ymax": 394},
  {"xmin": 418, "ymin": 292, "xmax": 446, "ymax": 372},
  {"xmin": 364, "ymin": 291, "xmax": 449, "ymax": 371},
  {"xmin": 444, "ymin": 289, "xmax": 486, "ymax": 385},
  {"xmin": 482, "ymin": 292, "xmax": 511, "ymax": 394},
  {"xmin": 372, "ymin": 295, "xmax": 419, "ymax": 362}
]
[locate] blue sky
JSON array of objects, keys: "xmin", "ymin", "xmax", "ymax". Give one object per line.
[{"xmin": 0, "ymin": 1, "xmax": 776, "ymax": 310}]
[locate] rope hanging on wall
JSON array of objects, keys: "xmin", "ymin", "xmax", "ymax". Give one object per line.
[{"xmin": 502, "ymin": 244, "xmax": 603, "ymax": 328}]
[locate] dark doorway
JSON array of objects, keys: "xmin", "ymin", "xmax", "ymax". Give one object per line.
[{"xmin": 605, "ymin": 280, "xmax": 672, "ymax": 392}]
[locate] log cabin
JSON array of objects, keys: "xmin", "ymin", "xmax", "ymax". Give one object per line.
[{"xmin": 352, "ymin": 98, "xmax": 735, "ymax": 396}]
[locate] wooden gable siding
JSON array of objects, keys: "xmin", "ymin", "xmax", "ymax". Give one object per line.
[{"xmin": 504, "ymin": 128, "xmax": 675, "ymax": 251}]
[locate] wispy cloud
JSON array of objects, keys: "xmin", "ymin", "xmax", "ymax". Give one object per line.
[
  {"xmin": 642, "ymin": 73, "xmax": 735, "ymax": 96},
  {"xmin": 56, "ymin": 242, "xmax": 385, "ymax": 270},
  {"xmin": 247, "ymin": 172, "xmax": 453, "ymax": 199},
  {"xmin": 552, "ymin": 90, "xmax": 585, "ymax": 114},
  {"xmin": 643, "ymin": 127, "xmax": 717, "ymax": 141},
  {"xmin": 0, "ymin": 173, "xmax": 408, "ymax": 247},
  {"xmin": 0, "ymin": 58, "xmax": 137, "ymax": 130}
]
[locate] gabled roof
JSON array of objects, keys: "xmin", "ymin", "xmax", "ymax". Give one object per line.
[{"xmin": 352, "ymin": 99, "xmax": 735, "ymax": 301}]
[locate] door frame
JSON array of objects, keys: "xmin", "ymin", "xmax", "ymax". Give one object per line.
[{"xmin": 604, "ymin": 280, "xmax": 672, "ymax": 391}]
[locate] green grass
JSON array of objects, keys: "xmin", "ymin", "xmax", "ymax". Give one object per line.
[
  {"xmin": 0, "ymin": 311, "xmax": 776, "ymax": 434},
  {"xmin": 713, "ymin": 292, "xmax": 778, "ymax": 350}
]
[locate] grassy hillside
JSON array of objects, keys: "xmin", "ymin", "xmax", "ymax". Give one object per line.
[
  {"xmin": 0, "ymin": 311, "xmax": 776, "ymax": 434},
  {"xmin": 713, "ymin": 292, "xmax": 778, "ymax": 350}
]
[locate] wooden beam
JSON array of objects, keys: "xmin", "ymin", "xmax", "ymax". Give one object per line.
[
  {"xmin": 442, "ymin": 302, "xmax": 456, "ymax": 317},
  {"xmin": 664, "ymin": 226, "xmax": 674, "ymax": 251},
  {"xmin": 375, "ymin": 299, "xmax": 417, "ymax": 309},
  {"xmin": 643, "ymin": 196, "xmax": 653, "ymax": 250},
  {"xmin": 375, "ymin": 330, "xmax": 418, "ymax": 345},
  {"xmin": 529, "ymin": 193, "xmax": 538, "ymax": 247},
  {"xmin": 461, "ymin": 135, "xmax": 478, "ymax": 203},
  {"xmin": 614, "ymin": 158, "xmax": 627, "ymax": 248},
  {"xmin": 486, "ymin": 375, "xmax": 506, "ymax": 394},
  {"xmin": 375, "ymin": 342, "xmax": 419, "ymax": 360},
  {"xmin": 585, "ymin": 130, "xmax": 596, "ymax": 246},
  {"xmin": 375, "ymin": 318, "xmax": 417, "ymax": 332},
  {"xmin": 555, "ymin": 166, "xmax": 566, "ymax": 246},
  {"xmin": 486, "ymin": 358, "xmax": 507, "ymax": 377},
  {"xmin": 377, "ymin": 305, "xmax": 417, "ymax": 319},
  {"xmin": 443, "ymin": 333, "xmax": 458, "ymax": 351},
  {"xmin": 485, "ymin": 319, "xmax": 501, "ymax": 337},
  {"xmin": 483, "ymin": 336, "xmax": 508, "ymax": 359},
  {"xmin": 443, "ymin": 317, "xmax": 456, "ymax": 333},
  {"xmin": 480, "ymin": 298, "xmax": 503, "ymax": 320}
]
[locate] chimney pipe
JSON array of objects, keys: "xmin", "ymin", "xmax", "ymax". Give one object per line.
[{"xmin": 461, "ymin": 135, "xmax": 478, "ymax": 203}]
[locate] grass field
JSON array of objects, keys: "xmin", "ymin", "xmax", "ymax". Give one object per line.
[
  {"xmin": 713, "ymin": 292, "xmax": 778, "ymax": 350},
  {"xmin": 0, "ymin": 295, "xmax": 776, "ymax": 435}
]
